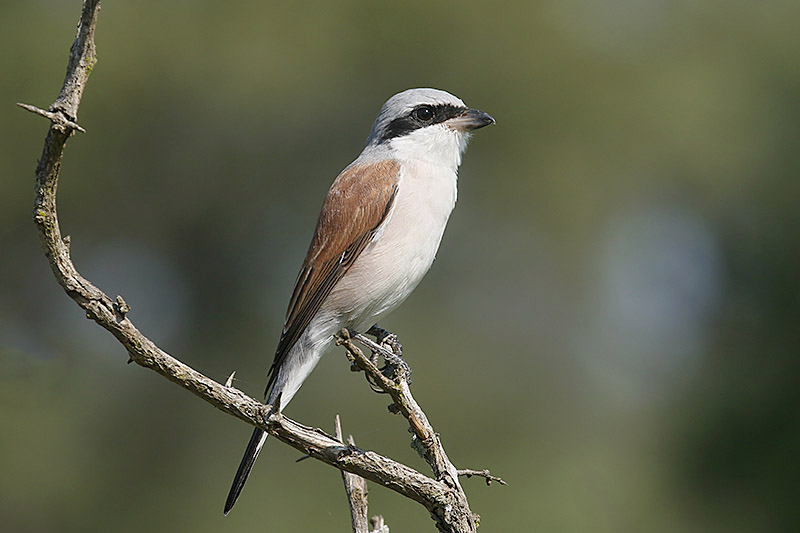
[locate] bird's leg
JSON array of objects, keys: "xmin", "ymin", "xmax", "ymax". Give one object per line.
[
  {"xmin": 366, "ymin": 324, "xmax": 411, "ymax": 384},
  {"xmin": 364, "ymin": 327, "xmax": 382, "ymax": 367}
]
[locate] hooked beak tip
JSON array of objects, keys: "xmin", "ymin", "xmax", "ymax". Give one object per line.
[{"xmin": 448, "ymin": 108, "xmax": 495, "ymax": 132}]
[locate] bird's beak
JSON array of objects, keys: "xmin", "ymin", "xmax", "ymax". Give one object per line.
[{"xmin": 446, "ymin": 108, "xmax": 496, "ymax": 132}]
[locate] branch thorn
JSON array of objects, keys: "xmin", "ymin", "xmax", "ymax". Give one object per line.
[
  {"xmin": 457, "ymin": 468, "xmax": 508, "ymax": 486},
  {"xmin": 115, "ymin": 295, "xmax": 130, "ymax": 320},
  {"xmin": 17, "ymin": 102, "xmax": 86, "ymax": 133}
]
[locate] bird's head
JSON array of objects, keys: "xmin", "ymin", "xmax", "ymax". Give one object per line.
[{"xmin": 365, "ymin": 88, "xmax": 494, "ymax": 169}]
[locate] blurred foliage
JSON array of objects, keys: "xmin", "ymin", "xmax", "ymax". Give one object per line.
[{"xmin": 2, "ymin": 0, "xmax": 799, "ymax": 531}]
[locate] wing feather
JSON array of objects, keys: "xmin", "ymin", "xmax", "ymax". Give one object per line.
[{"xmin": 264, "ymin": 159, "xmax": 400, "ymax": 396}]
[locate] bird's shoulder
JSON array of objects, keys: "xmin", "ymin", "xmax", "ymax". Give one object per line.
[{"xmin": 304, "ymin": 157, "xmax": 401, "ymax": 266}]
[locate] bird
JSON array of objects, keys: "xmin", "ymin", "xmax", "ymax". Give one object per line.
[{"xmin": 224, "ymin": 88, "xmax": 494, "ymax": 514}]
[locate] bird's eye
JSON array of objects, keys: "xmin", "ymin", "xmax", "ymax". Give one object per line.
[{"xmin": 413, "ymin": 106, "xmax": 434, "ymax": 123}]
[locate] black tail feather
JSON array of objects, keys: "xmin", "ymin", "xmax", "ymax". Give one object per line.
[{"xmin": 224, "ymin": 427, "xmax": 267, "ymax": 515}]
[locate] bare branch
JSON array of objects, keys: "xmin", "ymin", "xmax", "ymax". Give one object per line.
[
  {"xmin": 336, "ymin": 329, "xmax": 482, "ymax": 532},
  {"xmin": 336, "ymin": 415, "xmax": 371, "ymax": 533},
  {"xmin": 457, "ymin": 469, "xmax": 508, "ymax": 486}
]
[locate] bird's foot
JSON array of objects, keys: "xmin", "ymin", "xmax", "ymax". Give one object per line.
[
  {"xmin": 367, "ymin": 324, "xmax": 411, "ymax": 384},
  {"xmin": 366, "ymin": 324, "xmax": 403, "ymax": 357}
]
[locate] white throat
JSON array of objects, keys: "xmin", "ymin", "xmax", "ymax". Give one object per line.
[{"xmin": 388, "ymin": 124, "xmax": 470, "ymax": 170}]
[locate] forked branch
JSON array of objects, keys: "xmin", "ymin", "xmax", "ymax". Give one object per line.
[{"xmin": 20, "ymin": 2, "xmax": 500, "ymax": 532}]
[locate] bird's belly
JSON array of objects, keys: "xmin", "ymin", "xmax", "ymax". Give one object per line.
[{"xmin": 323, "ymin": 163, "xmax": 457, "ymax": 330}]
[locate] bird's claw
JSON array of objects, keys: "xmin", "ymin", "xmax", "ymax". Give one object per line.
[
  {"xmin": 367, "ymin": 325, "xmax": 404, "ymax": 357},
  {"xmin": 367, "ymin": 324, "xmax": 411, "ymax": 385}
]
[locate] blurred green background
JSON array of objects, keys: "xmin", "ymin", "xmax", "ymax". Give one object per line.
[{"xmin": 3, "ymin": 1, "xmax": 799, "ymax": 531}]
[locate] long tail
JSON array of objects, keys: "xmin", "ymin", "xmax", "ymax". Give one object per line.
[{"xmin": 224, "ymin": 427, "xmax": 269, "ymax": 515}]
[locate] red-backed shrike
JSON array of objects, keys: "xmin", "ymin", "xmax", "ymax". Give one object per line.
[{"xmin": 224, "ymin": 88, "xmax": 494, "ymax": 513}]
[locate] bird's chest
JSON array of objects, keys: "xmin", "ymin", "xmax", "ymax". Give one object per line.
[
  {"xmin": 336, "ymin": 162, "xmax": 457, "ymax": 322},
  {"xmin": 379, "ymin": 163, "xmax": 457, "ymax": 278}
]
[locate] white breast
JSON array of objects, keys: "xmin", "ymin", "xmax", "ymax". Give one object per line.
[{"xmin": 324, "ymin": 160, "xmax": 458, "ymax": 330}]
